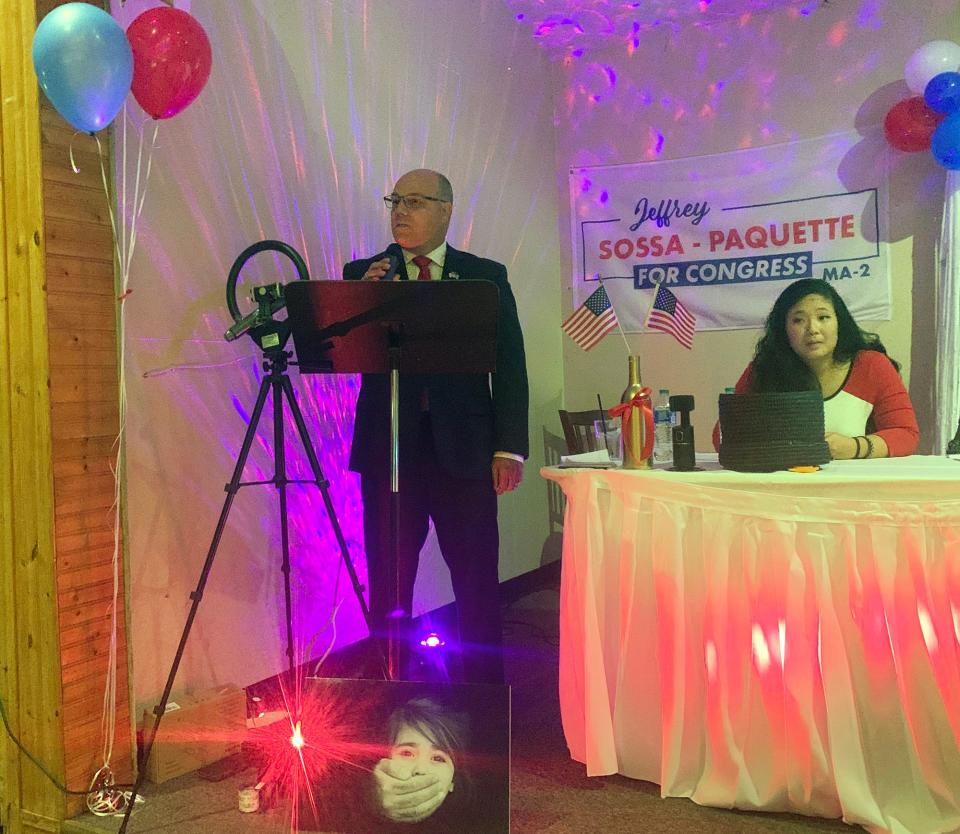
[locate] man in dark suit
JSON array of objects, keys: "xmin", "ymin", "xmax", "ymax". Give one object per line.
[{"xmin": 343, "ymin": 168, "xmax": 528, "ymax": 685}]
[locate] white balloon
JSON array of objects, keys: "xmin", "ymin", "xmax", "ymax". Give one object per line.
[{"xmin": 905, "ymin": 40, "xmax": 960, "ymax": 94}]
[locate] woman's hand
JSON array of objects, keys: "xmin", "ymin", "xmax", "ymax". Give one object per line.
[
  {"xmin": 825, "ymin": 432, "xmax": 859, "ymax": 460},
  {"xmin": 372, "ymin": 758, "xmax": 446, "ymax": 823},
  {"xmin": 825, "ymin": 433, "xmax": 890, "ymax": 459}
]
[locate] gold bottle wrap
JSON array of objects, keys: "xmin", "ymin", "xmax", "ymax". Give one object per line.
[{"xmin": 620, "ymin": 355, "xmax": 652, "ymax": 470}]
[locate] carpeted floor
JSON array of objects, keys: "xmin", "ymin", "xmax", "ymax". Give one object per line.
[{"xmin": 64, "ymin": 585, "xmax": 855, "ymax": 834}]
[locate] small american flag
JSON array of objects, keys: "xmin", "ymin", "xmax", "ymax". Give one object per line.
[
  {"xmin": 648, "ymin": 284, "xmax": 696, "ymax": 349},
  {"xmin": 562, "ymin": 285, "xmax": 619, "ymax": 351}
]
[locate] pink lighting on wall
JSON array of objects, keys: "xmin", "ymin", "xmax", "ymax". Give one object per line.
[
  {"xmin": 507, "ymin": 0, "xmax": 820, "ymax": 58},
  {"xmin": 642, "ymin": 128, "xmax": 664, "ymax": 157},
  {"xmin": 828, "ymin": 19, "xmax": 849, "ymax": 45}
]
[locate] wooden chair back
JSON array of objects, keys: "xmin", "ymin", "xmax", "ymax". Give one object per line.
[
  {"xmin": 542, "ymin": 428, "xmax": 567, "ymax": 532},
  {"xmin": 559, "ymin": 408, "xmax": 615, "ymax": 455},
  {"xmin": 948, "ymin": 415, "xmax": 960, "ymax": 455}
]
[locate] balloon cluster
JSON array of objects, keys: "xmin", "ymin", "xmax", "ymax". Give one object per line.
[
  {"xmin": 884, "ymin": 40, "xmax": 960, "ymax": 169},
  {"xmin": 31, "ymin": 3, "xmax": 212, "ymax": 134}
]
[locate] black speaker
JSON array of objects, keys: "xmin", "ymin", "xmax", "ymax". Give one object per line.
[{"xmin": 669, "ymin": 395, "xmax": 697, "ymax": 471}]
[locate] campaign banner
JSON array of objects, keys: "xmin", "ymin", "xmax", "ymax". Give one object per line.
[{"xmin": 569, "ymin": 132, "xmax": 890, "ymax": 332}]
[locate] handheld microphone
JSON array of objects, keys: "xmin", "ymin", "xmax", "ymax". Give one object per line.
[{"xmin": 381, "ymin": 254, "xmax": 400, "ymax": 282}]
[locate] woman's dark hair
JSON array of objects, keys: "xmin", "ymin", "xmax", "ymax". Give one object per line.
[
  {"xmin": 750, "ymin": 278, "xmax": 897, "ymax": 392},
  {"xmin": 386, "ymin": 697, "xmax": 476, "ymax": 809}
]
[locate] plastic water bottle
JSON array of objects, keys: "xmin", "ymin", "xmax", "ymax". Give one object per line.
[{"xmin": 653, "ymin": 388, "xmax": 673, "ymax": 465}]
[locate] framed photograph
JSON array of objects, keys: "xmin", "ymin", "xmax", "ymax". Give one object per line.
[{"xmin": 292, "ymin": 677, "xmax": 510, "ymax": 833}]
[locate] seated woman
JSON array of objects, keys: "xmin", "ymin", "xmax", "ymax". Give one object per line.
[{"xmin": 712, "ymin": 278, "xmax": 919, "ymax": 459}]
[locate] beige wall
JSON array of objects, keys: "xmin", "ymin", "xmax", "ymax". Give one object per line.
[{"xmin": 553, "ymin": 0, "xmax": 959, "ymax": 451}]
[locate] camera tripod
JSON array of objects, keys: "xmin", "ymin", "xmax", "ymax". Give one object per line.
[{"xmin": 118, "ymin": 343, "xmax": 379, "ymax": 833}]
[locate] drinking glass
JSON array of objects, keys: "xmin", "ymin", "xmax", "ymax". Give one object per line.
[{"xmin": 592, "ymin": 419, "xmax": 622, "ymax": 465}]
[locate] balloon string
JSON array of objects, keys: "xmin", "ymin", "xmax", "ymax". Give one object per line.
[
  {"xmin": 69, "ymin": 133, "xmax": 81, "ymax": 174},
  {"xmin": 104, "ymin": 270, "xmax": 127, "ymax": 771},
  {"xmin": 92, "ymin": 129, "xmax": 124, "ymax": 773},
  {"xmin": 120, "ymin": 105, "xmax": 129, "ymax": 295},
  {"xmin": 124, "ymin": 121, "xmax": 159, "ymax": 287},
  {"xmin": 94, "ymin": 133, "xmax": 121, "ymax": 279},
  {"xmin": 93, "ymin": 117, "xmax": 157, "ymax": 771}
]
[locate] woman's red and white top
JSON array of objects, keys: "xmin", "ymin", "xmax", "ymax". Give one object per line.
[{"xmin": 713, "ymin": 350, "xmax": 920, "ymax": 457}]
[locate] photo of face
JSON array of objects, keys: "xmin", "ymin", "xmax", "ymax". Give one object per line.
[
  {"xmin": 390, "ymin": 721, "xmax": 456, "ymax": 798},
  {"xmin": 785, "ymin": 293, "xmax": 839, "ymax": 366},
  {"xmin": 297, "ymin": 680, "xmax": 509, "ymax": 834}
]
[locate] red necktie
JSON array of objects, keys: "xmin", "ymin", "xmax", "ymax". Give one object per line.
[
  {"xmin": 413, "ymin": 255, "xmax": 433, "ymax": 411},
  {"xmin": 412, "ymin": 255, "xmax": 432, "ymax": 281}
]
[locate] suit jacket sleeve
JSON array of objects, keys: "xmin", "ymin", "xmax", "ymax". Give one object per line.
[{"xmin": 491, "ymin": 263, "xmax": 529, "ymax": 459}]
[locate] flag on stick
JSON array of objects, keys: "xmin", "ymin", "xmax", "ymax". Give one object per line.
[
  {"xmin": 562, "ymin": 284, "xmax": 619, "ymax": 351},
  {"xmin": 648, "ymin": 284, "xmax": 696, "ymax": 349}
]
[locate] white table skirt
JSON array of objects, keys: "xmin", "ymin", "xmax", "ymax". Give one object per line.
[{"xmin": 543, "ymin": 456, "xmax": 960, "ymax": 834}]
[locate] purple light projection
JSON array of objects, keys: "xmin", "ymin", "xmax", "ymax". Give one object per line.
[
  {"xmin": 511, "ymin": 0, "xmax": 901, "ymax": 170},
  {"xmin": 116, "ymin": 1, "xmax": 559, "ymax": 707},
  {"xmin": 114, "ymin": 2, "xmax": 391, "ymax": 700},
  {"xmin": 505, "ymin": 0, "xmax": 818, "ymax": 57}
]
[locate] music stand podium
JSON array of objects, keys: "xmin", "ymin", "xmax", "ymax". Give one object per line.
[{"xmin": 285, "ymin": 279, "xmax": 499, "ymax": 679}]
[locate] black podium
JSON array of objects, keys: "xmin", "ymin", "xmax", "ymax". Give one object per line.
[{"xmin": 284, "ymin": 278, "xmax": 499, "ymax": 678}]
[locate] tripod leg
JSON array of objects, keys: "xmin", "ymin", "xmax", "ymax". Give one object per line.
[
  {"xmin": 118, "ymin": 375, "xmax": 273, "ymax": 834},
  {"xmin": 279, "ymin": 375, "xmax": 386, "ymax": 676},
  {"xmin": 273, "ymin": 374, "xmax": 296, "ymax": 677}
]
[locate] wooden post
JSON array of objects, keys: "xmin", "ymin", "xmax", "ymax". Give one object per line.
[{"xmin": 1, "ymin": 1, "xmax": 66, "ymax": 832}]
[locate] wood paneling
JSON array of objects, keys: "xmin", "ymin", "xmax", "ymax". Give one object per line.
[
  {"xmin": 48, "ymin": 293, "xmax": 118, "ymax": 333},
  {"xmin": 1, "ymin": 1, "xmax": 64, "ymax": 830},
  {"xmin": 58, "ymin": 589, "xmax": 127, "ymax": 630},
  {"xmin": 45, "ymin": 256, "xmax": 116, "ymax": 296},
  {"xmin": 35, "ymin": 0, "xmax": 135, "ymax": 821},
  {"xmin": 53, "ymin": 507, "xmax": 116, "ymax": 536},
  {"xmin": 43, "ymin": 182, "xmax": 112, "ymax": 226},
  {"xmin": 4, "ymin": 2, "xmax": 146, "ymax": 826},
  {"xmin": 53, "ymin": 435, "xmax": 119, "ymax": 462},
  {"xmin": 44, "ymin": 218, "xmax": 116, "ymax": 260},
  {"xmin": 61, "ymin": 675, "xmax": 130, "ymax": 732}
]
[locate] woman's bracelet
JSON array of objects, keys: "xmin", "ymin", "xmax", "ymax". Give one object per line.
[
  {"xmin": 853, "ymin": 436, "xmax": 864, "ymax": 459},
  {"xmin": 863, "ymin": 435, "xmax": 874, "ymax": 459}
]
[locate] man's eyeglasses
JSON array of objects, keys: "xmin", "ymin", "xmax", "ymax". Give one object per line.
[{"xmin": 383, "ymin": 193, "xmax": 449, "ymax": 212}]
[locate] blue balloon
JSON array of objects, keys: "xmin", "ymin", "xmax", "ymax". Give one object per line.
[
  {"xmin": 931, "ymin": 112, "xmax": 960, "ymax": 169},
  {"xmin": 925, "ymin": 71, "xmax": 960, "ymax": 115},
  {"xmin": 32, "ymin": 3, "xmax": 132, "ymax": 134}
]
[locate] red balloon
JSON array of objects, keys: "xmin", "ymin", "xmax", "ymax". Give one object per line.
[
  {"xmin": 883, "ymin": 95, "xmax": 945, "ymax": 152},
  {"xmin": 127, "ymin": 8, "xmax": 212, "ymax": 120}
]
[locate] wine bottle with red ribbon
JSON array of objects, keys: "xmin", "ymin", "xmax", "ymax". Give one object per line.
[{"xmin": 610, "ymin": 355, "xmax": 653, "ymax": 469}]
